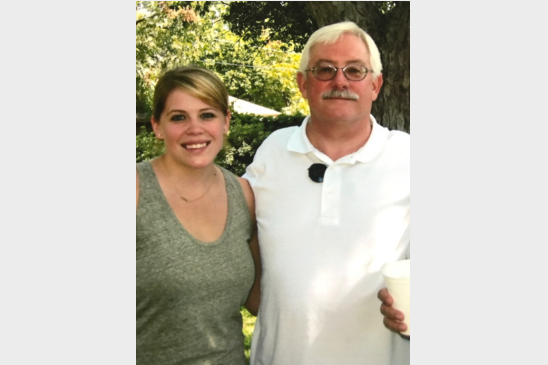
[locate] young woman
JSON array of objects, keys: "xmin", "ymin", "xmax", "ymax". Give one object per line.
[{"xmin": 136, "ymin": 66, "xmax": 261, "ymax": 364}]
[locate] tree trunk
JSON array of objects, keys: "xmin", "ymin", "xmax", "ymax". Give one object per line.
[{"xmin": 305, "ymin": 2, "xmax": 410, "ymax": 133}]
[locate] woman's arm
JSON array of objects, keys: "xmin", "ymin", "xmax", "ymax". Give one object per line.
[
  {"xmin": 238, "ymin": 177, "xmax": 262, "ymax": 316},
  {"xmin": 244, "ymin": 231, "xmax": 261, "ymax": 316}
]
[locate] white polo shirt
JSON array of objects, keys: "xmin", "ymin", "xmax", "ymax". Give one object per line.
[{"xmin": 245, "ymin": 115, "xmax": 410, "ymax": 365}]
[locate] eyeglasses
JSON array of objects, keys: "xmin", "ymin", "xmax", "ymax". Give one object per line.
[{"xmin": 305, "ymin": 64, "xmax": 373, "ymax": 81}]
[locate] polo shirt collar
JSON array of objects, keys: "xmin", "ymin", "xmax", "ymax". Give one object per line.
[
  {"xmin": 287, "ymin": 115, "xmax": 314, "ymax": 154},
  {"xmin": 286, "ymin": 115, "xmax": 388, "ymax": 164}
]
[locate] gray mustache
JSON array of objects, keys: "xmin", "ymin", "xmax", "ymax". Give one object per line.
[{"xmin": 321, "ymin": 89, "xmax": 360, "ymax": 100}]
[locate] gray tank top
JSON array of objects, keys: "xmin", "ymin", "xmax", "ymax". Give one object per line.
[{"xmin": 136, "ymin": 161, "xmax": 255, "ymax": 365}]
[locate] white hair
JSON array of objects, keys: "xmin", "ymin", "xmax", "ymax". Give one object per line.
[{"xmin": 299, "ymin": 21, "xmax": 382, "ymax": 80}]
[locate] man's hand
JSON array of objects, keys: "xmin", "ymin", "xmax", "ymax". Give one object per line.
[{"xmin": 378, "ymin": 288, "xmax": 409, "ymax": 339}]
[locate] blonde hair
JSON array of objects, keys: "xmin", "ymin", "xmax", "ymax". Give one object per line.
[
  {"xmin": 299, "ymin": 21, "xmax": 382, "ymax": 80},
  {"xmin": 152, "ymin": 65, "xmax": 229, "ymax": 121}
]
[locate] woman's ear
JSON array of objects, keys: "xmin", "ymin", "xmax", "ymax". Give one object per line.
[
  {"xmin": 151, "ymin": 116, "xmax": 163, "ymax": 139},
  {"xmin": 224, "ymin": 110, "xmax": 231, "ymax": 134}
]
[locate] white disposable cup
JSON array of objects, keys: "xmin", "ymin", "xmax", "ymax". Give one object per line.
[{"xmin": 381, "ymin": 259, "xmax": 410, "ymax": 336}]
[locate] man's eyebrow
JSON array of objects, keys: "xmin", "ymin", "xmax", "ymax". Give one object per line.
[
  {"xmin": 315, "ymin": 58, "xmax": 366, "ymax": 65},
  {"xmin": 315, "ymin": 58, "xmax": 335, "ymax": 64}
]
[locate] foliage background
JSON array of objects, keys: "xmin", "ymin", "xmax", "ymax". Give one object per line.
[{"xmin": 136, "ymin": 1, "xmax": 308, "ymax": 117}]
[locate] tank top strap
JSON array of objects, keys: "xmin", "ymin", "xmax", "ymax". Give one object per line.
[
  {"xmin": 136, "ymin": 160, "xmax": 165, "ymax": 206},
  {"xmin": 218, "ymin": 165, "xmax": 250, "ymax": 222}
]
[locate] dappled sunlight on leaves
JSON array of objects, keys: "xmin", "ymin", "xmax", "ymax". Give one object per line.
[{"xmin": 136, "ymin": 1, "xmax": 306, "ymax": 117}]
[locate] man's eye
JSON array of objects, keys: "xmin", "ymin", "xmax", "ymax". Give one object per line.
[
  {"xmin": 317, "ymin": 67, "xmax": 334, "ymax": 74},
  {"xmin": 346, "ymin": 66, "xmax": 363, "ymax": 75}
]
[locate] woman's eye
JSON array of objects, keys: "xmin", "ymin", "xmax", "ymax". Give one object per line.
[
  {"xmin": 171, "ymin": 114, "xmax": 185, "ymax": 122},
  {"xmin": 201, "ymin": 113, "xmax": 215, "ymax": 119}
]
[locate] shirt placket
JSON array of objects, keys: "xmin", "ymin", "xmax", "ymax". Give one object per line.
[{"xmin": 320, "ymin": 164, "xmax": 342, "ymax": 225}]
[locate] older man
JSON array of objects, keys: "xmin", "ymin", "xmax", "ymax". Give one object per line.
[{"xmin": 244, "ymin": 21, "xmax": 410, "ymax": 365}]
